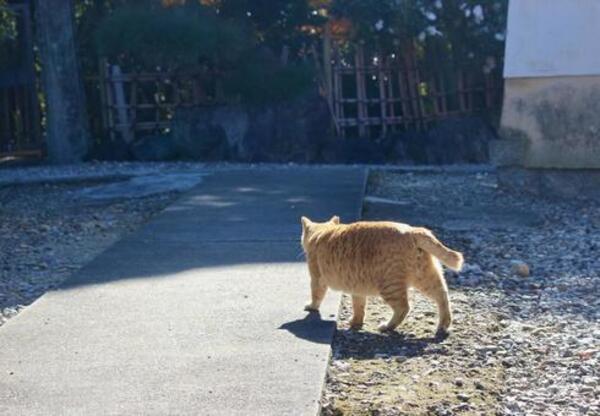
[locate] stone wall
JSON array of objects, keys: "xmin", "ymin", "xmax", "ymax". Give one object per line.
[
  {"xmin": 126, "ymin": 92, "xmax": 495, "ymax": 164},
  {"xmin": 492, "ymin": 76, "xmax": 600, "ymax": 169},
  {"xmin": 491, "ymin": 76, "xmax": 600, "ymax": 201}
]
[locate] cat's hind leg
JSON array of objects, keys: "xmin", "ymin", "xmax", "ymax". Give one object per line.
[
  {"xmin": 414, "ymin": 262, "xmax": 452, "ymax": 337},
  {"xmin": 349, "ymin": 295, "xmax": 366, "ymax": 329},
  {"xmin": 378, "ymin": 282, "xmax": 410, "ymax": 332}
]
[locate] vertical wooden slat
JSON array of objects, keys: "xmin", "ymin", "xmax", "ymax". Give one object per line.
[
  {"xmin": 332, "ymin": 62, "xmax": 345, "ymax": 137},
  {"xmin": 386, "ymin": 57, "xmax": 397, "ymax": 133},
  {"xmin": 465, "ymin": 72, "xmax": 472, "ymax": 111},
  {"xmin": 16, "ymin": 86, "xmax": 23, "ymax": 146},
  {"xmin": 155, "ymin": 77, "xmax": 161, "ymax": 130},
  {"xmin": 110, "ymin": 65, "xmax": 133, "ymax": 143},
  {"xmin": 413, "ymin": 68, "xmax": 427, "ymax": 130},
  {"xmin": 2, "ymin": 89, "xmax": 10, "ymax": 150},
  {"xmin": 97, "ymin": 59, "xmax": 109, "ymax": 136},
  {"xmin": 457, "ymin": 70, "xmax": 467, "ymax": 112},
  {"xmin": 130, "ymin": 75, "xmax": 138, "ymax": 136},
  {"xmin": 397, "ymin": 66, "xmax": 411, "ymax": 130},
  {"xmin": 484, "ymin": 73, "xmax": 493, "ymax": 109},
  {"xmin": 377, "ymin": 55, "xmax": 387, "ymax": 137},
  {"xmin": 431, "ymin": 73, "xmax": 440, "ymax": 117},
  {"xmin": 323, "ymin": 24, "xmax": 334, "ymax": 118},
  {"xmin": 355, "ymin": 45, "xmax": 368, "ymax": 137},
  {"xmin": 439, "ymin": 73, "xmax": 448, "ymax": 115},
  {"xmin": 104, "ymin": 64, "xmax": 117, "ymax": 142}
]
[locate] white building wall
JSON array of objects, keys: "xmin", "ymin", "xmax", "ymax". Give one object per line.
[{"xmin": 504, "ymin": 0, "xmax": 600, "ymax": 78}]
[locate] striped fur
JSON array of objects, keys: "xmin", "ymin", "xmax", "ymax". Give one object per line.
[{"xmin": 301, "ymin": 217, "xmax": 463, "ymax": 336}]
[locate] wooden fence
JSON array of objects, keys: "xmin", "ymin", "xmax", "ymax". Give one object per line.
[
  {"xmin": 93, "ymin": 44, "xmax": 503, "ymax": 144},
  {"xmin": 0, "ymin": 2, "xmax": 42, "ymax": 159},
  {"xmin": 324, "ymin": 44, "xmax": 503, "ymax": 138},
  {"xmin": 92, "ymin": 62, "xmax": 220, "ymax": 144}
]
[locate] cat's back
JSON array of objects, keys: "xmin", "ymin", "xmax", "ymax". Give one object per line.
[
  {"xmin": 333, "ymin": 220, "xmax": 416, "ymax": 242},
  {"xmin": 313, "ymin": 221, "xmax": 421, "ymax": 294},
  {"xmin": 320, "ymin": 221, "xmax": 418, "ymax": 255}
]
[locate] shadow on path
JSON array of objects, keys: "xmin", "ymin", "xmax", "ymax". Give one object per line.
[{"xmin": 279, "ymin": 311, "xmax": 337, "ymax": 344}]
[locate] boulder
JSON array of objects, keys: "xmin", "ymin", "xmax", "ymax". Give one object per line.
[
  {"xmin": 392, "ymin": 116, "xmax": 496, "ymax": 164},
  {"xmin": 172, "ymin": 108, "xmax": 230, "ymax": 160},
  {"xmin": 130, "ymin": 134, "xmax": 178, "ymax": 161},
  {"xmin": 171, "ymin": 89, "xmax": 331, "ymax": 162},
  {"xmin": 243, "ymin": 90, "xmax": 331, "ymax": 162},
  {"xmin": 89, "ymin": 134, "xmax": 131, "ymax": 161}
]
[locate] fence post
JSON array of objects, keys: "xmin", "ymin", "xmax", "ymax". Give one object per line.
[
  {"xmin": 377, "ymin": 55, "xmax": 388, "ymax": 137},
  {"xmin": 110, "ymin": 64, "xmax": 134, "ymax": 144},
  {"xmin": 355, "ymin": 45, "xmax": 368, "ymax": 137}
]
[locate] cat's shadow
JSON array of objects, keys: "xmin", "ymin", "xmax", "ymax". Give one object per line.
[
  {"xmin": 278, "ymin": 311, "xmax": 336, "ymax": 344},
  {"xmin": 331, "ymin": 328, "xmax": 447, "ymax": 360},
  {"xmin": 279, "ymin": 312, "xmax": 447, "ymax": 356}
]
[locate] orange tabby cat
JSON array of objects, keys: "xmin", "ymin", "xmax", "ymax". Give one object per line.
[{"xmin": 300, "ymin": 216, "xmax": 463, "ymax": 337}]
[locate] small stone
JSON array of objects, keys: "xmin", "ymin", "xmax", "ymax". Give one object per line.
[
  {"xmin": 456, "ymin": 393, "xmax": 470, "ymax": 402},
  {"xmin": 578, "ymin": 349, "xmax": 598, "ymax": 360},
  {"xmin": 510, "ymin": 260, "xmax": 530, "ymax": 277}
]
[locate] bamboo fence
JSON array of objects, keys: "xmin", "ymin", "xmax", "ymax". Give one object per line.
[{"xmin": 327, "ymin": 44, "xmax": 503, "ymax": 138}]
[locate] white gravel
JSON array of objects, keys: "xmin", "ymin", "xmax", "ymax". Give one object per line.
[
  {"xmin": 0, "ymin": 162, "xmax": 209, "ymax": 326},
  {"xmin": 322, "ymin": 168, "xmax": 599, "ymax": 416}
]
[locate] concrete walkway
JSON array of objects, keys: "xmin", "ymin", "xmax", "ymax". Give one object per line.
[{"xmin": 0, "ymin": 167, "xmax": 366, "ymax": 416}]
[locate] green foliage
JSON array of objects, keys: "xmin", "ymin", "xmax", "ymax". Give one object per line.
[
  {"xmin": 0, "ymin": 0, "xmax": 17, "ymax": 70},
  {"xmin": 94, "ymin": 1, "xmax": 316, "ymax": 104},
  {"xmin": 95, "ymin": 4, "xmax": 250, "ymax": 71},
  {"xmin": 330, "ymin": 0, "xmax": 508, "ymax": 70},
  {"xmin": 224, "ymin": 51, "xmax": 315, "ymax": 104},
  {"xmin": 216, "ymin": 0, "xmax": 325, "ymax": 58}
]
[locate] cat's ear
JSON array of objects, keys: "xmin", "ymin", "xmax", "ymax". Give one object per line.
[
  {"xmin": 301, "ymin": 216, "xmax": 312, "ymax": 229},
  {"xmin": 330, "ymin": 215, "xmax": 340, "ymax": 224}
]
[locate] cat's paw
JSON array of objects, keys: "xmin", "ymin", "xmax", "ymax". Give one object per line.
[
  {"xmin": 435, "ymin": 327, "xmax": 450, "ymax": 341},
  {"xmin": 378, "ymin": 322, "xmax": 392, "ymax": 332},
  {"xmin": 304, "ymin": 303, "xmax": 319, "ymax": 312},
  {"xmin": 349, "ymin": 319, "xmax": 363, "ymax": 330}
]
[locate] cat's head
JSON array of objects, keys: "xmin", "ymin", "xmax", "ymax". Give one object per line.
[{"xmin": 300, "ymin": 215, "xmax": 340, "ymax": 249}]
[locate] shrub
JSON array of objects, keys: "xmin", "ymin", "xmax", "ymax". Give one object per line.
[
  {"xmin": 0, "ymin": 2, "xmax": 18, "ymax": 70},
  {"xmin": 95, "ymin": 3, "xmax": 316, "ymax": 104},
  {"xmin": 224, "ymin": 51, "xmax": 316, "ymax": 104},
  {"xmin": 95, "ymin": 5, "xmax": 250, "ymax": 71}
]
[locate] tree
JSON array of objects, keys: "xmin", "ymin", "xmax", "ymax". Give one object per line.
[{"xmin": 35, "ymin": 0, "xmax": 90, "ymax": 163}]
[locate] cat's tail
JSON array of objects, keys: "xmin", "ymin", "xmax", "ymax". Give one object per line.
[{"xmin": 413, "ymin": 228, "xmax": 464, "ymax": 271}]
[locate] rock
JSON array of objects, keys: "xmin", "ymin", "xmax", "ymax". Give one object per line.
[
  {"xmin": 243, "ymin": 90, "xmax": 330, "ymax": 163},
  {"xmin": 89, "ymin": 134, "xmax": 131, "ymax": 161},
  {"xmin": 172, "ymin": 91, "xmax": 330, "ymax": 162},
  {"xmin": 510, "ymin": 260, "xmax": 530, "ymax": 277},
  {"xmin": 130, "ymin": 134, "xmax": 178, "ymax": 161},
  {"xmin": 390, "ymin": 116, "xmax": 496, "ymax": 164},
  {"xmin": 456, "ymin": 393, "xmax": 470, "ymax": 402},
  {"xmin": 172, "ymin": 109, "xmax": 230, "ymax": 160},
  {"xmin": 578, "ymin": 349, "xmax": 598, "ymax": 360},
  {"xmin": 321, "ymin": 137, "xmax": 389, "ymax": 164},
  {"xmin": 582, "ymin": 376, "xmax": 598, "ymax": 386}
]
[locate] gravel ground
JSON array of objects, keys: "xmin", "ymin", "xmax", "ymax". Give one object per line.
[
  {"xmin": 321, "ymin": 169, "xmax": 599, "ymax": 416},
  {"xmin": 0, "ymin": 163, "xmax": 200, "ymax": 327}
]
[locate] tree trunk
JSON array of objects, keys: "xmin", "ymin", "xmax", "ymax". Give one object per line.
[{"xmin": 35, "ymin": 0, "xmax": 90, "ymax": 163}]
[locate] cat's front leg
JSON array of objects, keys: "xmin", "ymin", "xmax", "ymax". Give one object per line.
[
  {"xmin": 304, "ymin": 260, "xmax": 327, "ymax": 311},
  {"xmin": 349, "ymin": 295, "xmax": 366, "ymax": 329},
  {"xmin": 304, "ymin": 278, "xmax": 328, "ymax": 312}
]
